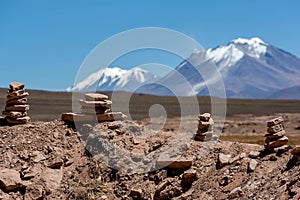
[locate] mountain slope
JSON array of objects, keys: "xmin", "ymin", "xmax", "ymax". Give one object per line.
[
  {"xmin": 67, "ymin": 67, "xmax": 158, "ymax": 92},
  {"xmin": 139, "ymin": 37, "xmax": 300, "ymax": 98},
  {"xmin": 268, "ymin": 85, "xmax": 300, "ymax": 100}
]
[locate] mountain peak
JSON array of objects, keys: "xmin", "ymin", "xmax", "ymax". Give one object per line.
[{"xmin": 231, "ymin": 37, "xmax": 267, "ymax": 45}]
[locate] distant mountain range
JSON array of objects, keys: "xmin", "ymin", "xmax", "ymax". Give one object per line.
[{"xmin": 67, "ymin": 37, "xmax": 300, "ymax": 99}]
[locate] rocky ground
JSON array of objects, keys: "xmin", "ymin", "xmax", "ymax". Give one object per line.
[{"xmin": 0, "ymin": 116, "xmax": 299, "ymax": 200}]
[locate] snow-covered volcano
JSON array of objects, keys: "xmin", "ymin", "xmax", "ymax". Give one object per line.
[{"xmin": 67, "ymin": 67, "xmax": 158, "ymax": 92}]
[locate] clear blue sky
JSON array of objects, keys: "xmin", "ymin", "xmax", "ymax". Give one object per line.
[{"xmin": 0, "ymin": 0, "xmax": 299, "ymax": 90}]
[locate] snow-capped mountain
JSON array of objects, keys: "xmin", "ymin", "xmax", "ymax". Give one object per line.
[
  {"xmin": 67, "ymin": 67, "xmax": 158, "ymax": 92},
  {"xmin": 138, "ymin": 37, "xmax": 300, "ymax": 99}
]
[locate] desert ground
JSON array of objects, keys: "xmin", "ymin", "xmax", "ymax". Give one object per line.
[{"xmin": 0, "ymin": 89, "xmax": 300, "ymax": 199}]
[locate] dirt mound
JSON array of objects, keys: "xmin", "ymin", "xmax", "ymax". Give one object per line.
[{"xmin": 0, "ymin": 120, "xmax": 299, "ymax": 199}]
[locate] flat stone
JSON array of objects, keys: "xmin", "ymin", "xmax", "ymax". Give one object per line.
[
  {"xmin": 199, "ymin": 113, "xmax": 211, "ymax": 122},
  {"xmin": 248, "ymin": 159, "xmax": 258, "ymax": 172},
  {"xmin": 84, "ymin": 93, "xmax": 109, "ymax": 101},
  {"xmin": 9, "ymin": 82, "xmax": 25, "ymax": 91},
  {"xmin": 6, "ymin": 98, "xmax": 27, "ymax": 106},
  {"xmin": 41, "ymin": 168, "xmax": 63, "ymax": 191},
  {"xmin": 5, "ymin": 104, "xmax": 29, "ymax": 112},
  {"xmin": 265, "ymin": 136, "xmax": 289, "ymax": 149},
  {"xmin": 6, "ymin": 116, "xmax": 31, "ymax": 125},
  {"xmin": 156, "ymin": 156, "xmax": 193, "ymax": 169},
  {"xmin": 7, "ymin": 91, "xmax": 29, "ymax": 100},
  {"xmin": 218, "ymin": 153, "xmax": 231, "ymax": 168},
  {"xmin": 249, "ymin": 151, "xmax": 260, "ymax": 159},
  {"xmin": 2, "ymin": 111, "xmax": 27, "ymax": 118},
  {"xmin": 46, "ymin": 158, "xmax": 64, "ymax": 169},
  {"xmin": 79, "ymin": 99, "xmax": 112, "ymax": 107},
  {"xmin": 265, "ymin": 130, "xmax": 285, "ymax": 139},
  {"xmin": 81, "ymin": 106, "xmax": 110, "ymax": 114},
  {"xmin": 0, "ymin": 168, "xmax": 23, "ymax": 191},
  {"xmin": 61, "ymin": 112, "xmax": 94, "ymax": 122},
  {"xmin": 267, "ymin": 117, "xmax": 284, "ymax": 127},
  {"xmin": 291, "ymin": 146, "xmax": 300, "ymax": 155},
  {"xmin": 96, "ymin": 112, "xmax": 127, "ymax": 122},
  {"xmin": 267, "ymin": 124, "xmax": 284, "ymax": 134}
]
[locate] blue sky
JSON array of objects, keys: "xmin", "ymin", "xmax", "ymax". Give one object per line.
[{"xmin": 0, "ymin": 0, "xmax": 299, "ymax": 90}]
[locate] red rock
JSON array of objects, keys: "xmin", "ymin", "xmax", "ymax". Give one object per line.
[
  {"xmin": 9, "ymin": 82, "xmax": 25, "ymax": 91},
  {"xmin": 0, "ymin": 168, "xmax": 23, "ymax": 191},
  {"xmin": 156, "ymin": 156, "xmax": 193, "ymax": 169},
  {"xmin": 291, "ymin": 146, "xmax": 300, "ymax": 155},
  {"xmin": 5, "ymin": 104, "xmax": 29, "ymax": 112},
  {"xmin": 267, "ymin": 117, "xmax": 284, "ymax": 127},
  {"xmin": 181, "ymin": 169, "xmax": 197, "ymax": 185},
  {"xmin": 265, "ymin": 136, "xmax": 289, "ymax": 149},
  {"xmin": 6, "ymin": 98, "xmax": 27, "ymax": 106}
]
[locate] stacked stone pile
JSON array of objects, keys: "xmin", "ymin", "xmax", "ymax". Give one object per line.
[
  {"xmin": 62, "ymin": 93, "xmax": 126, "ymax": 123},
  {"xmin": 291, "ymin": 146, "xmax": 300, "ymax": 161},
  {"xmin": 2, "ymin": 82, "xmax": 30, "ymax": 125},
  {"xmin": 264, "ymin": 117, "xmax": 288, "ymax": 151},
  {"xmin": 195, "ymin": 113, "xmax": 214, "ymax": 141}
]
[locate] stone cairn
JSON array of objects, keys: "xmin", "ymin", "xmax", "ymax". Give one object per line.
[
  {"xmin": 62, "ymin": 93, "xmax": 126, "ymax": 123},
  {"xmin": 195, "ymin": 113, "xmax": 214, "ymax": 141},
  {"xmin": 2, "ymin": 82, "xmax": 31, "ymax": 125},
  {"xmin": 291, "ymin": 146, "xmax": 300, "ymax": 161},
  {"xmin": 264, "ymin": 117, "xmax": 288, "ymax": 151}
]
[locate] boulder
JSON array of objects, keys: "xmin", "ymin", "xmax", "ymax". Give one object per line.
[
  {"xmin": 0, "ymin": 168, "xmax": 23, "ymax": 191},
  {"xmin": 267, "ymin": 117, "xmax": 284, "ymax": 127},
  {"xmin": 84, "ymin": 93, "xmax": 109, "ymax": 101},
  {"xmin": 9, "ymin": 82, "xmax": 24, "ymax": 91}
]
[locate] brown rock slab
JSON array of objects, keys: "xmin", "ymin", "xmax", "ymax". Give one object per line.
[
  {"xmin": 199, "ymin": 113, "xmax": 211, "ymax": 122},
  {"xmin": 6, "ymin": 98, "xmax": 27, "ymax": 106},
  {"xmin": 84, "ymin": 93, "xmax": 109, "ymax": 101},
  {"xmin": 267, "ymin": 117, "xmax": 284, "ymax": 127},
  {"xmin": 61, "ymin": 112, "xmax": 94, "ymax": 122},
  {"xmin": 291, "ymin": 145, "xmax": 300, "ymax": 155},
  {"xmin": 2, "ymin": 111, "xmax": 27, "ymax": 118},
  {"xmin": 81, "ymin": 106, "xmax": 110, "ymax": 114},
  {"xmin": 5, "ymin": 104, "xmax": 29, "ymax": 112},
  {"xmin": 96, "ymin": 112, "xmax": 127, "ymax": 122},
  {"xmin": 9, "ymin": 82, "xmax": 24, "ymax": 91},
  {"xmin": 267, "ymin": 124, "xmax": 284, "ymax": 134},
  {"xmin": 0, "ymin": 168, "xmax": 23, "ymax": 191},
  {"xmin": 6, "ymin": 116, "xmax": 31, "ymax": 125},
  {"xmin": 265, "ymin": 136, "xmax": 289, "ymax": 149},
  {"xmin": 265, "ymin": 130, "xmax": 286, "ymax": 139},
  {"xmin": 156, "ymin": 156, "xmax": 193, "ymax": 169},
  {"xmin": 79, "ymin": 99, "xmax": 112, "ymax": 107},
  {"xmin": 7, "ymin": 92, "xmax": 29, "ymax": 100}
]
